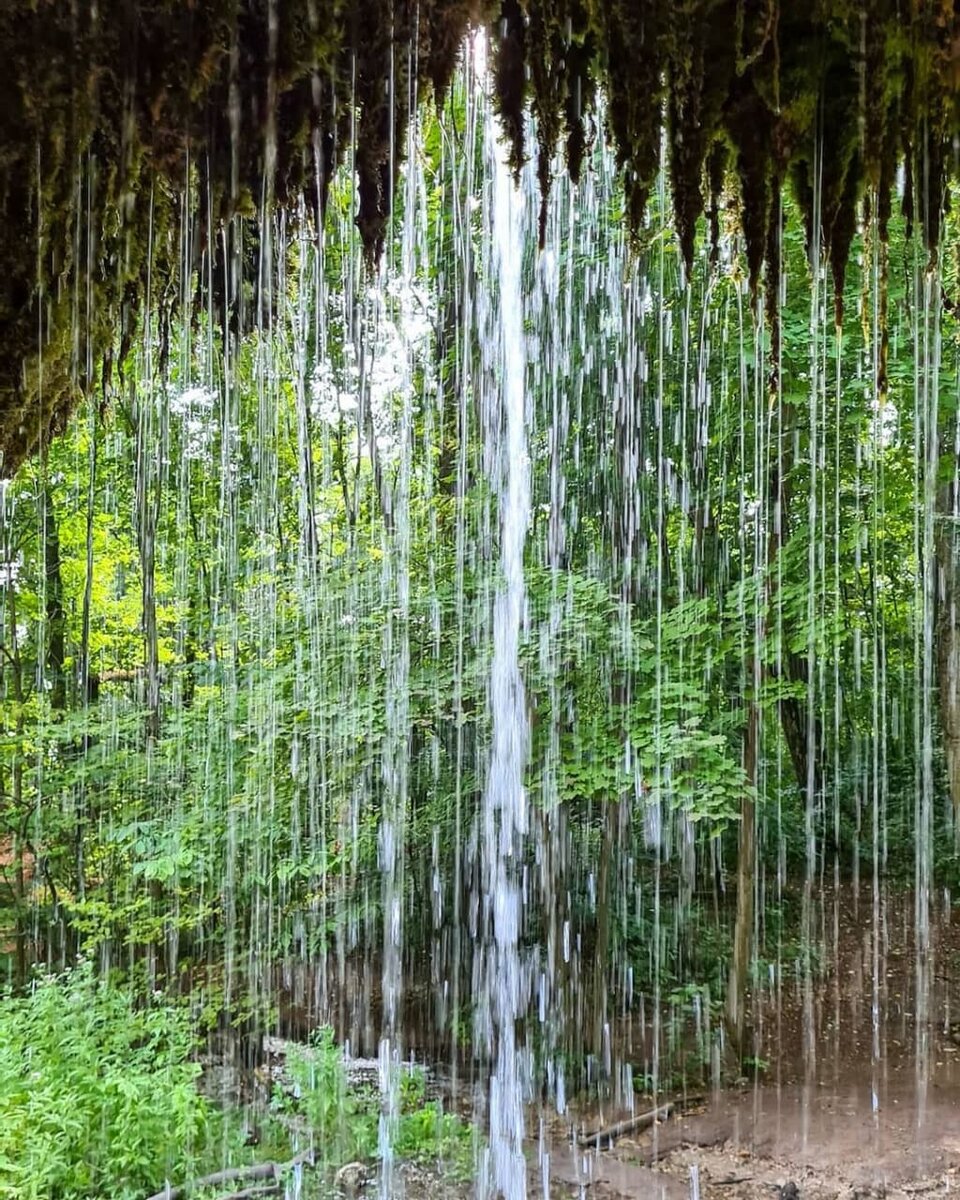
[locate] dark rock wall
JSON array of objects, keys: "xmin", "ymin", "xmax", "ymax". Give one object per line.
[{"xmin": 0, "ymin": 0, "xmax": 957, "ymax": 470}]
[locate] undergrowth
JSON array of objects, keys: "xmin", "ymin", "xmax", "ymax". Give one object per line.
[
  {"xmin": 272, "ymin": 1027, "xmax": 476, "ymax": 1181},
  {"xmin": 0, "ymin": 963, "xmax": 232, "ymax": 1200},
  {"xmin": 0, "ymin": 967, "xmax": 476, "ymax": 1199}
]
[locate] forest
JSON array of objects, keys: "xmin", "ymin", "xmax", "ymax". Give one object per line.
[{"xmin": 3, "ymin": 2, "xmax": 960, "ymax": 1199}]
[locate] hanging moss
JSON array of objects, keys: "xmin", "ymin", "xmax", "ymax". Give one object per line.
[
  {"xmin": 726, "ymin": 77, "xmax": 775, "ymax": 294},
  {"xmin": 562, "ymin": 14, "xmax": 597, "ymax": 187},
  {"xmin": 4, "ymin": 0, "xmax": 960, "ymax": 471},
  {"xmin": 526, "ymin": 0, "xmax": 564, "ymax": 245},
  {"xmin": 667, "ymin": 2, "xmax": 726, "ymax": 273},
  {"xmin": 493, "ymin": 0, "xmax": 528, "ymax": 181}
]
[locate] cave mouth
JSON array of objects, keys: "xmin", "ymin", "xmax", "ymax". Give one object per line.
[
  {"xmin": 1, "ymin": 6, "xmax": 960, "ymax": 1199},
  {"xmin": 2, "ymin": 1, "xmax": 958, "ymax": 469}
]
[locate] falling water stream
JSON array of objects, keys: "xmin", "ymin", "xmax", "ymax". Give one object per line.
[{"xmin": 476, "ymin": 117, "xmax": 531, "ymax": 1200}]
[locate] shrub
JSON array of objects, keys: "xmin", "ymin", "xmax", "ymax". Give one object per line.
[
  {"xmin": 279, "ymin": 1027, "xmax": 378, "ymax": 1163},
  {"xmin": 0, "ymin": 963, "xmax": 223, "ymax": 1200},
  {"xmin": 275, "ymin": 1030, "xmax": 476, "ymax": 1178}
]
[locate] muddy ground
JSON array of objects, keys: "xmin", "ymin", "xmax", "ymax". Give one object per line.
[
  {"xmin": 536, "ymin": 884, "xmax": 960, "ymax": 1199},
  {"xmin": 542, "ymin": 1080, "xmax": 960, "ymax": 1198},
  {"xmin": 216, "ymin": 883, "xmax": 960, "ymax": 1198}
]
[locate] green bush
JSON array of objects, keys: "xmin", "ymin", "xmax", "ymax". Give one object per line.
[
  {"xmin": 278, "ymin": 1027, "xmax": 378, "ymax": 1163},
  {"xmin": 0, "ymin": 964, "xmax": 224, "ymax": 1200},
  {"xmin": 394, "ymin": 1099, "xmax": 475, "ymax": 1179},
  {"xmin": 275, "ymin": 1029, "xmax": 475, "ymax": 1177}
]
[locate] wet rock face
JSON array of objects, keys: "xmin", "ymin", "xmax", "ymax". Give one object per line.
[
  {"xmin": 2, "ymin": 0, "xmax": 959, "ymax": 473},
  {"xmin": 0, "ymin": 0, "xmax": 486, "ymax": 473}
]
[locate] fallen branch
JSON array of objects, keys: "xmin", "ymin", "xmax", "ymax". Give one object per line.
[
  {"xmin": 144, "ymin": 1148, "xmax": 314, "ymax": 1200},
  {"xmin": 578, "ymin": 1094, "xmax": 706, "ymax": 1148},
  {"xmin": 218, "ymin": 1188, "xmax": 280, "ymax": 1200},
  {"xmin": 578, "ymin": 1102, "xmax": 673, "ymax": 1147}
]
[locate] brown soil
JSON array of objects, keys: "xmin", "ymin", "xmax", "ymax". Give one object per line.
[{"xmin": 537, "ymin": 884, "xmax": 960, "ymax": 1199}]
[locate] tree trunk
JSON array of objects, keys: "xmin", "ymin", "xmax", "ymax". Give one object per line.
[
  {"xmin": 12, "ymin": 849, "xmax": 26, "ymax": 987},
  {"xmin": 133, "ymin": 377, "xmax": 161, "ymax": 746},
  {"xmin": 7, "ymin": 586, "xmax": 28, "ymax": 981},
  {"xmin": 936, "ymin": 479, "xmax": 960, "ymax": 823},
  {"xmin": 80, "ymin": 407, "xmax": 98, "ymax": 709},
  {"xmin": 726, "ymin": 695, "xmax": 757, "ymax": 1059},
  {"xmin": 43, "ymin": 486, "xmax": 66, "ymax": 713},
  {"xmin": 725, "ymin": 185, "xmax": 783, "ymax": 1065},
  {"xmin": 141, "ymin": 527, "xmax": 160, "ymax": 745},
  {"xmin": 592, "ymin": 796, "xmax": 621, "ymax": 1065},
  {"xmin": 777, "ymin": 653, "xmax": 823, "ymax": 799}
]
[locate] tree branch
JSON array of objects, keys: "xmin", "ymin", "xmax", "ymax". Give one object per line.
[
  {"xmin": 577, "ymin": 1095, "xmax": 704, "ymax": 1148},
  {"xmin": 144, "ymin": 1148, "xmax": 315, "ymax": 1200}
]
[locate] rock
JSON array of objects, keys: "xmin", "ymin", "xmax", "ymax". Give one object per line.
[
  {"xmin": 779, "ymin": 1184, "xmax": 800, "ymax": 1200},
  {"xmin": 336, "ymin": 1161, "xmax": 370, "ymax": 1197}
]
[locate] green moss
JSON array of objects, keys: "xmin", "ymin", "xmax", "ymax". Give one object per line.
[{"xmin": 2, "ymin": 0, "xmax": 960, "ymax": 470}]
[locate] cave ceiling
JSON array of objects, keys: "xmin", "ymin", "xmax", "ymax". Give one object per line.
[{"xmin": 1, "ymin": 0, "xmax": 958, "ymax": 471}]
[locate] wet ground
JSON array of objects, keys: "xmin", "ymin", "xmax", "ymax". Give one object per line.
[
  {"xmin": 543, "ymin": 1079, "xmax": 960, "ymax": 1198},
  {"xmin": 211, "ymin": 883, "xmax": 960, "ymax": 1197},
  {"xmin": 536, "ymin": 883, "xmax": 960, "ymax": 1199}
]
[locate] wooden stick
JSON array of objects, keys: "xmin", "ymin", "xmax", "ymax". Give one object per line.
[
  {"xmin": 578, "ymin": 1101, "xmax": 673, "ymax": 1146},
  {"xmin": 578, "ymin": 1093, "xmax": 706, "ymax": 1148},
  {"xmin": 217, "ymin": 1188, "xmax": 281, "ymax": 1200},
  {"xmin": 144, "ymin": 1148, "xmax": 314, "ymax": 1200}
]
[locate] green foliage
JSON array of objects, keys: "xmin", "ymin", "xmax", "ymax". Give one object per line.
[
  {"xmin": 0, "ymin": 964, "xmax": 227, "ymax": 1200},
  {"xmin": 393, "ymin": 1099, "xmax": 475, "ymax": 1180},
  {"xmin": 0, "ymin": 86, "xmax": 958, "ymax": 1139},
  {"xmin": 275, "ymin": 1028, "xmax": 378, "ymax": 1164},
  {"xmin": 271, "ymin": 1031, "xmax": 475, "ymax": 1178}
]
